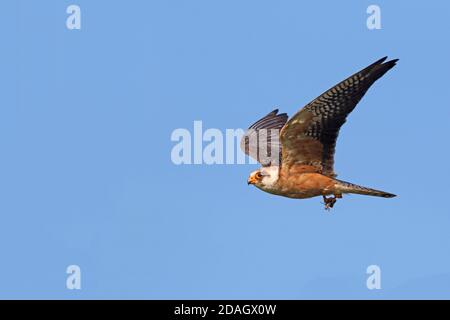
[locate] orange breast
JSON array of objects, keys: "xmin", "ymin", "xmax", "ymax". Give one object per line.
[{"xmin": 277, "ymin": 172, "xmax": 336, "ymax": 199}]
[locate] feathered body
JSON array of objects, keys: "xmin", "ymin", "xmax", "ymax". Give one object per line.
[{"xmin": 249, "ymin": 166, "xmax": 395, "ymax": 200}]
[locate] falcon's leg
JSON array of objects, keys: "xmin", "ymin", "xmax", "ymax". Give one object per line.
[
  {"xmin": 322, "ymin": 194, "xmax": 341, "ymax": 210},
  {"xmin": 322, "ymin": 195, "xmax": 336, "ymax": 210}
]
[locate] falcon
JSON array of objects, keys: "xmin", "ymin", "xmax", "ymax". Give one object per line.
[{"xmin": 241, "ymin": 57, "xmax": 398, "ymax": 209}]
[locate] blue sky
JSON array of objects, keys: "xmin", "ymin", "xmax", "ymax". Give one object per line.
[{"xmin": 1, "ymin": 0, "xmax": 449, "ymax": 299}]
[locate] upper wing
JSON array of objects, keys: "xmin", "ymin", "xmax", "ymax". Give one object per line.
[
  {"xmin": 280, "ymin": 57, "xmax": 398, "ymax": 177},
  {"xmin": 240, "ymin": 109, "xmax": 288, "ymax": 166}
]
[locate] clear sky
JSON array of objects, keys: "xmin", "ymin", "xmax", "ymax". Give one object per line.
[{"xmin": 1, "ymin": 0, "xmax": 449, "ymax": 299}]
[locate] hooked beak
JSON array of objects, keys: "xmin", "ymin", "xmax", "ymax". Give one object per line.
[{"xmin": 247, "ymin": 175, "xmax": 257, "ymax": 185}]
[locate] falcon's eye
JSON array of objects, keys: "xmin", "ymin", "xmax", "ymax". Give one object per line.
[{"xmin": 255, "ymin": 172, "xmax": 262, "ymax": 179}]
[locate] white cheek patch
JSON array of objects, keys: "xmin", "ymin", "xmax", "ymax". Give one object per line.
[{"xmin": 261, "ymin": 166, "xmax": 279, "ymax": 187}]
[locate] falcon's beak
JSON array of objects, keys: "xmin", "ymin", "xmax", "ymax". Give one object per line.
[{"xmin": 247, "ymin": 175, "xmax": 257, "ymax": 185}]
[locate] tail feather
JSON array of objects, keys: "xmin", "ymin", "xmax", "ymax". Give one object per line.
[{"xmin": 335, "ymin": 179, "xmax": 396, "ymax": 198}]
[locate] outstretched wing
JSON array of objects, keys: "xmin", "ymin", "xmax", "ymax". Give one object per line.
[
  {"xmin": 240, "ymin": 109, "xmax": 288, "ymax": 166},
  {"xmin": 280, "ymin": 57, "xmax": 398, "ymax": 177}
]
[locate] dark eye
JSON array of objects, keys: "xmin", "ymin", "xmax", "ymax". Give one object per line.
[{"xmin": 256, "ymin": 172, "xmax": 262, "ymax": 179}]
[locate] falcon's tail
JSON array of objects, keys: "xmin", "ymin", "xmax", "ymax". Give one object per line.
[{"xmin": 335, "ymin": 179, "xmax": 396, "ymax": 198}]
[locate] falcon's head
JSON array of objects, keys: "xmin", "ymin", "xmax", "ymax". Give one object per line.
[{"xmin": 247, "ymin": 166, "xmax": 280, "ymax": 189}]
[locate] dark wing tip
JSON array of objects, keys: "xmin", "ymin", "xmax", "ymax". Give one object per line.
[
  {"xmin": 269, "ymin": 109, "xmax": 289, "ymax": 119},
  {"xmin": 278, "ymin": 112, "xmax": 289, "ymax": 121},
  {"xmin": 375, "ymin": 56, "xmax": 389, "ymax": 64},
  {"xmin": 272, "ymin": 109, "xmax": 288, "ymax": 121},
  {"xmin": 366, "ymin": 57, "xmax": 399, "ymax": 80},
  {"xmin": 367, "ymin": 56, "xmax": 398, "ymax": 71},
  {"xmin": 384, "ymin": 58, "xmax": 399, "ymax": 70},
  {"xmin": 383, "ymin": 57, "xmax": 399, "ymax": 65},
  {"xmin": 248, "ymin": 109, "xmax": 288, "ymax": 130}
]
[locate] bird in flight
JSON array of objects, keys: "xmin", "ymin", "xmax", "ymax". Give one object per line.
[{"xmin": 241, "ymin": 57, "xmax": 398, "ymax": 210}]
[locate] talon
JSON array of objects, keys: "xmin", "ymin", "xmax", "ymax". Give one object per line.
[{"xmin": 322, "ymin": 195, "xmax": 337, "ymax": 210}]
